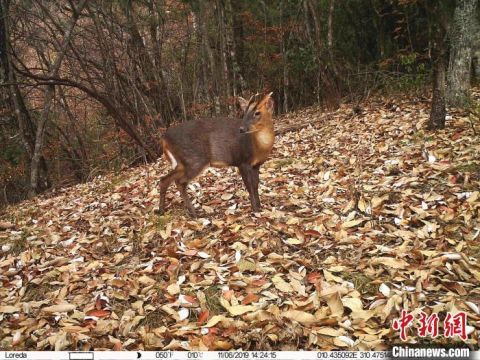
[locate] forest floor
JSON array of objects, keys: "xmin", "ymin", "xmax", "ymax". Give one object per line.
[{"xmin": 0, "ymin": 90, "xmax": 479, "ymax": 351}]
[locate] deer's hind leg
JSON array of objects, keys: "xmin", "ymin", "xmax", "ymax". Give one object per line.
[
  {"xmin": 157, "ymin": 168, "xmax": 184, "ymax": 215},
  {"xmin": 175, "ymin": 181, "xmax": 196, "ymax": 217},
  {"xmin": 175, "ymin": 161, "xmax": 207, "ymax": 218}
]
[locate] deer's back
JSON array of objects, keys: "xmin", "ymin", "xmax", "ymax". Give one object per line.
[{"xmin": 164, "ymin": 117, "xmax": 253, "ymax": 167}]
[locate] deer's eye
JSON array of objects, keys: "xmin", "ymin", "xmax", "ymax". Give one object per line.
[{"xmin": 254, "ymin": 111, "xmax": 261, "ymax": 117}]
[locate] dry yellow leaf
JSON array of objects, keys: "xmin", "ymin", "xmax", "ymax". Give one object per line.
[
  {"xmin": 204, "ymin": 315, "xmax": 231, "ymax": 328},
  {"xmin": 42, "ymin": 303, "xmax": 76, "ymax": 313},
  {"xmin": 317, "ymin": 327, "xmax": 345, "ymax": 336},
  {"xmin": 282, "ymin": 310, "xmax": 318, "ymax": 324},
  {"xmin": 272, "ymin": 275, "xmax": 294, "ymax": 293},
  {"xmin": 237, "ymin": 259, "xmax": 256, "ymax": 272},
  {"xmin": 325, "ymin": 292, "xmax": 344, "ymax": 317},
  {"xmin": 227, "ymin": 305, "xmax": 256, "ymax": 316},
  {"xmin": 221, "ymin": 193, "xmax": 234, "ymax": 201},
  {"xmin": 0, "ymin": 305, "xmax": 20, "ymax": 313},
  {"xmin": 342, "ymin": 218, "xmax": 364, "ymax": 229},
  {"xmin": 138, "ymin": 275, "xmax": 156, "ymax": 286},
  {"xmin": 371, "ymin": 257, "xmax": 409, "ymax": 269},
  {"xmin": 166, "ymin": 283, "xmax": 180, "ymax": 295}
]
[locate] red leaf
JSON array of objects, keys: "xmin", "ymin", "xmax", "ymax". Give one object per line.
[
  {"xmin": 304, "ymin": 229, "xmax": 321, "ymax": 237},
  {"xmin": 209, "ymin": 327, "xmax": 219, "ymax": 334},
  {"xmin": 197, "ymin": 310, "xmax": 210, "ymax": 325},
  {"xmin": 202, "ymin": 333, "xmax": 215, "ymax": 348},
  {"xmin": 451, "ymin": 131, "xmax": 464, "ymax": 140},
  {"xmin": 183, "ymin": 295, "xmax": 199, "ymax": 305},
  {"xmin": 307, "ymin": 272, "xmax": 322, "ymax": 284},
  {"xmin": 86, "ymin": 309, "xmax": 111, "ymax": 318},
  {"xmin": 223, "ymin": 290, "xmax": 234, "ymax": 301},
  {"xmin": 222, "ymin": 326, "xmax": 237, "ymax": 337},
  {"xmin": 250, "ymin": 278, "xmax": 267, "ymax": 286},
  {"xmin": 242, "ymin": 293, "xmax": 259, "ymax": 305}
]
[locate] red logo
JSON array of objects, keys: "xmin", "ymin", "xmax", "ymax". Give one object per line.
[
  {"xmin": 444, "ymin": 312, "xmax": 467, "ymax": 341},
  {"xmin": 392, "ymin": 309, "xmax": 415, "ymax": 341},
  {"xmin": 418, "ymin": 311, "xmax": 439, "ymax": 338},
  {"xmin": 392, "ymin": 310, "xmax": 468, "ymax": 341}
]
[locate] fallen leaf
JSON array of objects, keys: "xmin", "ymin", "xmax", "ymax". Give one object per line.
[
  {"xmin": 86, "ymin": 309, "xmax": 111, "ymax": 318},
  {"xmin": 197, "ymin": 310, "xmax": 210, "ymax": 325},
  {"xmin": 0, "ymin": 305, "xmax": 20, "ymax": 313},
  {"xmin": 282, "ymin": 310, "xmax": 318, "ymax": 324},
  {"xmin": 371, "ymin": 257, "xmax": 409, "ymax": 269},
  {"xmin": 42, "ymin": 303, "xmax": 76, "ymax": 313},
  {"xmin": 227, "ymin": 305, "xmax": 256, "ymax": 316}
]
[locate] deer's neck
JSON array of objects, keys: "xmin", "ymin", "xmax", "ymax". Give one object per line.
[{"xmin": 251, "ymin": 122, "xmax": 274, "ymax": 165}]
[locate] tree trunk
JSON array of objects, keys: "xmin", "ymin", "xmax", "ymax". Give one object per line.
[
  {"xmin": 473, "ymin": 46, "xmax": 480, "ymax": 81},
  {"xmin": 0, "ymin": 0, "xmax": 8, "ymax": 82},
  {"xmin": 217, "ymin": 0, "xmax": 231, "ymax": 112},
  {"xmin": 327, "ymin": 0, "xmax": 335, "ymax": 62},
  {"xmin": 29, "ymin": 0, "xmax": 87, "ymax": 196},
  {"xmin": 282, "ymin": 45, "xmax": 289, "ymax": 113},
  {"xmin": 428, "ymin": 22, "xmax": 448, "ymax": 130},
  {"xmin": 306, "ymin": 0, "xmax": 340, "ymax": 109},
  {"xmin": 195, "ymin": 1, "xmax": 219, "ymax": 114},
  {"xmin": 326, "ymin": 0, "xmax": 340, "ymax": 90},
  {"xmin": 281, "ymin": 2, "xmax": 288, "ymax": 113},
  {"xmin": 472, "ymin": 14, "xmax": 480, "ymax": 82},
  {"xmin": 429, "ymin": 56, "xmax": 447, "ymax": 129},
  {"xmin": 1, "ymin": 0, "xmax": 37, "ymax": 160},
  {"xmin": 1, "ymin": 0, "xmax": 21, "ymax": 153},
  {"xmin": 224, "ymin": 0, "xmax": 245, "ymax": 96},
  {"xmin": 446, "ymin": 0, "xmax": 478, "ymax": 107}
]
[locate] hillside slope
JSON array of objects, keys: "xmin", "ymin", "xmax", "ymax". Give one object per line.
[{"xmin": 1, "ymin": 91, "xmax": 479, "ymax": 350}]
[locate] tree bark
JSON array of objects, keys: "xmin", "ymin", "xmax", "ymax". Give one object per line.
[
  {"xmin": 2, "ymin": 1, "xmax": 52, "ymax": 194},
  {"xmin": 327, "ymin": 0, "xmax": 335, "ymax": 62},
  {"xmin": 429, "ymin": 56, "xmax": 447, "ymax": 129},
  {"xmin": 193, "ymin": 1, "xmax": 220, "ymax": 114},
  {"xmin": 281, "ymin": 1, "xmax": 288, "ymax": 113},
  {"xmin": 0, "ymin": 0, "xmax": 8, "ymax": 81},
  {"xmin": 306, "ymin": 0, "xmax": 340, "ymax": 108},
  {"xmin": 224, "ymin": 0, "xmax": 245, "ymax": 96},
  {"xmin": 29, "ymin": 0, "xmax": 87, "ymax": 196},
  {"xmin": 1, "ymin": 0, "xmax": 36, "ymax": 159},
  {"xmin": 446, "ymin": 0, "xmax": 478, "ymax": 107},
  {"xmin": 428, "ymin": 20, "xmax": 448, "ymax": 130},
  {"xmin": 217, "ymin": 0, "xmax": 231, "ymax": 112}
]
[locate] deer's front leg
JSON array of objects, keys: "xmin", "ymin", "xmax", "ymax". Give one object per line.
[{"xmin": 239, "ymin": 164, "xmax": 261, "ymax": 212}]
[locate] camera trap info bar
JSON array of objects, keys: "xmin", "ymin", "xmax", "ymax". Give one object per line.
[{"xmin": 69, "ymin": 352, "xmax": 94, "ymax": 360}]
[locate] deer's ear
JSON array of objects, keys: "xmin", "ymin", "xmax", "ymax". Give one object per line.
[
  {"xmin": 264, "ymin": 92, "xmax": 274, "ymax": 113},
  {"xmin": 237, "ymin": 96, "xmax": 249, "ymax": 112}
]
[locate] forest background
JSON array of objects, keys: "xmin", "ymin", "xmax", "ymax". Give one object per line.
[{"xmin": 0, "ymin": 0, "xmax": 479, "ymax": 207}]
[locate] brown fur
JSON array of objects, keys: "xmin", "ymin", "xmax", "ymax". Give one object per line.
[{"xmin": 157, "ymin": 93, "xmax": 275, "ymax": 217}]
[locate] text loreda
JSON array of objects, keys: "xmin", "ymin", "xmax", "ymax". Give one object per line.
[{"xmin": 5, "ymin": 353, "xmax": 27, "ymax": 359}]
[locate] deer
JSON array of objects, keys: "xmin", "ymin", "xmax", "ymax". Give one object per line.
[{"xmin": 156, "ymin": 92, "xmax": 275, "ymax": 218}]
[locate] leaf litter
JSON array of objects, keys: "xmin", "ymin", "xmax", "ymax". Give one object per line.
[{"xmin": 0, "ymin": 90, "xmax": 479, "ymax": 351}]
